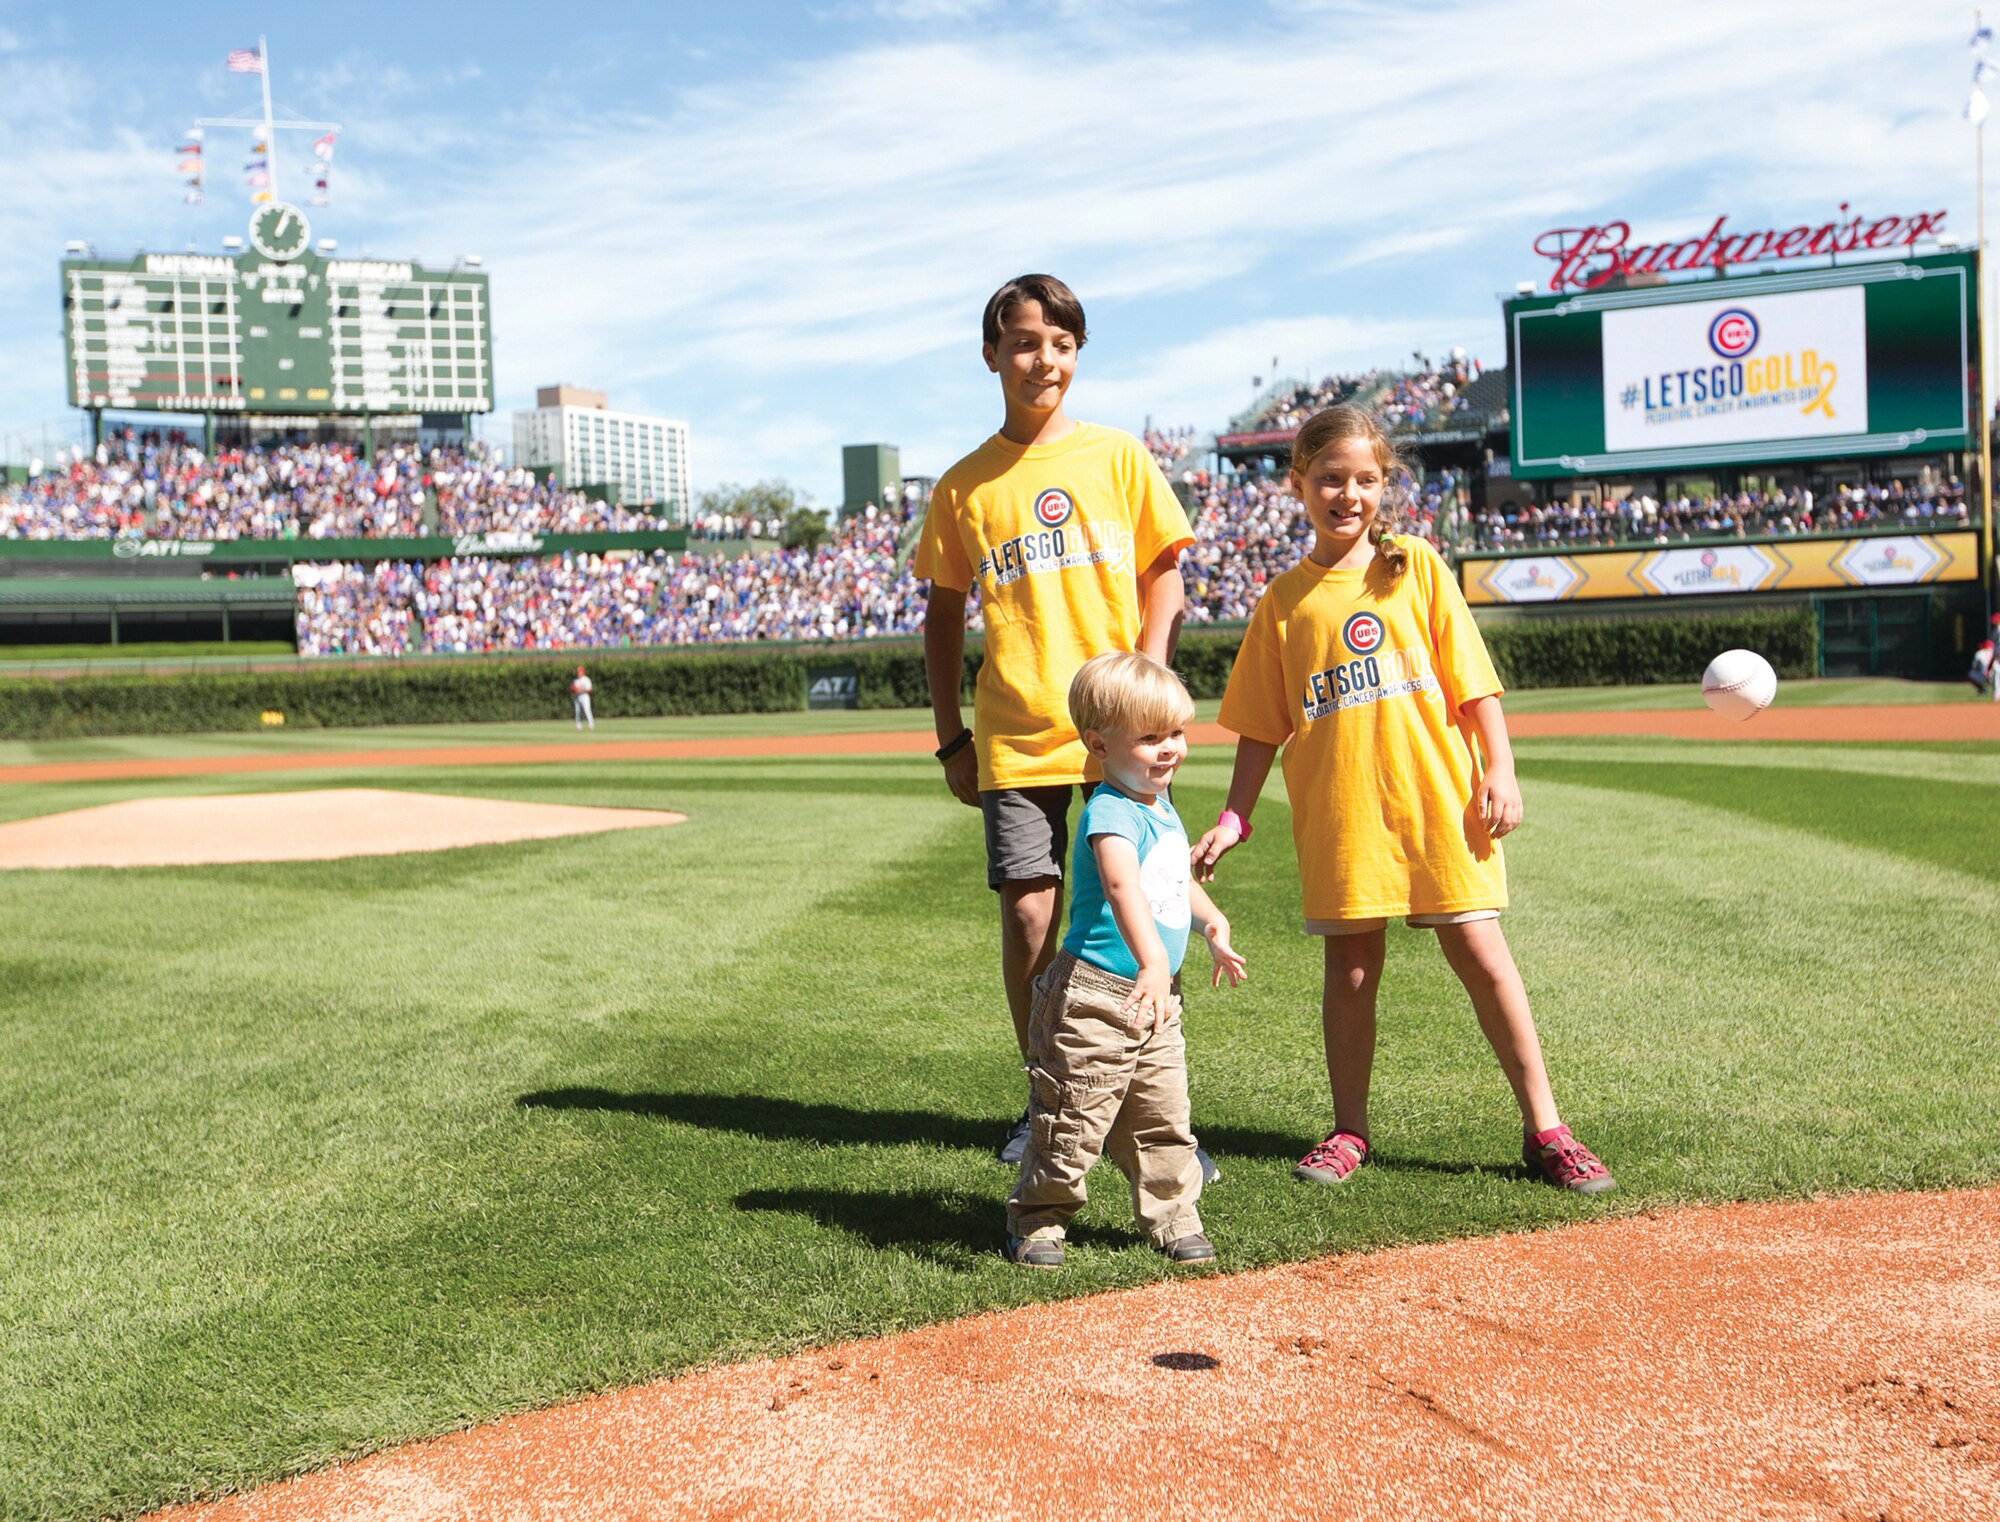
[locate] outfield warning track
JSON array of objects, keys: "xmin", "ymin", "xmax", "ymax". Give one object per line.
[{"xmin": 4, "ymin": 703, "xmax": 1995, "ymax": 787}]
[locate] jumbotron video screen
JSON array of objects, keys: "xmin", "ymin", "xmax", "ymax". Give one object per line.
[
  {"xmin": 61, "ymin": 204, "xmax": 493, "ymax": 416},
  {"xmin": 1506, "ymin": 250, "xmax": 1975, "ymax": 479}
]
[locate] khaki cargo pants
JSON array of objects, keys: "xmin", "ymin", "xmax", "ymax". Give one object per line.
[{"xmin": 1005, "ymin": 951, "xmax": 1204, "ymax": 1249}]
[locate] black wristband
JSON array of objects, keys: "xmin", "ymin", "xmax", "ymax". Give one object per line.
[{"xmin": 935, "ymin": 727, "xmax": 973, "ymax": 762}]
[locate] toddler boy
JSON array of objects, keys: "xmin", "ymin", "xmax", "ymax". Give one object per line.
[{"xmin": 1005, "ymin": 652, "xmax": 1244, "ymax": 1269}]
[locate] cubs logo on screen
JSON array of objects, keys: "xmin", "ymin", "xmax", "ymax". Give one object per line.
[
  {"xmin": 1033, "ymin": 488, "xmax": 1075, "ymax": 527},
  {"xmin": 1707, "ymin": 308, "xmax": 1759, "ymax": 360},
  {"xmin": 1341, "ymin": 612, "xmax": 1385, "ymax": 655},
  {"xmin": 1302, "ymin": 611, "xmax": 1439, "ymax": 721}
]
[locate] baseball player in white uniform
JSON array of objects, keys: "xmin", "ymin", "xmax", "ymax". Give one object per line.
[{"xmin": 571, "ymin": 666, "xmax": 595, "ymax": 729}]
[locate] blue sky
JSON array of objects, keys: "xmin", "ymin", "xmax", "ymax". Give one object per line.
[{"xmin": 0, "ymin": 0, "xmax": 1978, "ymax": 503}]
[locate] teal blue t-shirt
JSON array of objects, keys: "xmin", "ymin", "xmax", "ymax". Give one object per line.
[{"xmin": 1062, "ymin": 786, "xmax": 1192, "ymax": 979}]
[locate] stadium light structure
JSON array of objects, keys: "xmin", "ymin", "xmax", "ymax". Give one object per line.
[
  {"xmin": 317, "ymin": 238, "xmax": 338, "ymax": 254},
  {"xmin": 64, "ymin": 241, "xmax": 86, "ymax": 255},
  {"xmin": 1514, "ymin": 280, "xmax": 1536, "ymax": 295},
  {"xmin": 222, "ymin": 236, "xmax": 244, "ymax": 251},
  {"xmin": 1939, "ymin": 231, "xmax": 1963, "ymax": 248},
  {"xmin": 464, "ymin": 254, "xmax": 483, "ymax": 267}
]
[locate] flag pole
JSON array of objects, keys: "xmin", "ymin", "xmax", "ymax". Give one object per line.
[{"xmin": 259, "ymin": 35, "xmax": 277, "ymax": 200}]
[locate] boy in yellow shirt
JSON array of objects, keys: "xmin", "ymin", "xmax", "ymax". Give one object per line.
[{"xmin": 917, "ymin": 274, "xmax": 1202, "ymax": 1170}]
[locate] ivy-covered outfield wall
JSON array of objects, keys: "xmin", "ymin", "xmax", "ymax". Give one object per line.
[{"xmin": 0, "ymin": 606, "xmax": 1817, "ymax": 741}]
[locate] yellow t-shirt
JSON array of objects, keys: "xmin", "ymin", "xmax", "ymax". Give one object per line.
[
  {"xmin": 1217, "ymin": 539, "xmax": 1507, "ymax": 921},
  {"xmin": 915, "ymin": 423, "xmax": 1195, "ymax": 789}
]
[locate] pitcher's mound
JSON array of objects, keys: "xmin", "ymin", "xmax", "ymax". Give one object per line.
[{"xmin": 0, "ymin": 788, "xmax": 686, "ymax": 869}]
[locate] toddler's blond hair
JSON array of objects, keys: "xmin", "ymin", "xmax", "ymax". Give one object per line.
[{"xmin": 1067, "ymin": 651, "xmax": 1194, "ymax": 739}]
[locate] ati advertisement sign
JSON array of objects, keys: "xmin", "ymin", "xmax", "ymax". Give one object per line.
[
  {"xmin": 1506, "ymin": 252, "xmax": 1973, "ymax": 479},
  {"xmin": 1601, "ymin": 287, "xmax": 1867, "ymax": 455},
  {"xmin": 807, "ymin": 662, "xmax": 859, "ymax": 710},
  {"xmin": 1462, "ymin": 531, "xmax": 1975, "ymax": 605}
]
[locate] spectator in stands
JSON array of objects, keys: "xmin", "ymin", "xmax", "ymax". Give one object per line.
[
  {"xmin": 0, "ymin": 435, "xmax": 652, "ymax": 542},
  {"xmin": 1465, "ymin": 478, "xmax": 1966, "ymax": 552}
]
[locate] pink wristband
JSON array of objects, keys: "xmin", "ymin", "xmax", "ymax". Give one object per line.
[{"xmin": 1217, "ymin": 808, "xmax": 1252, "ymax": 841}]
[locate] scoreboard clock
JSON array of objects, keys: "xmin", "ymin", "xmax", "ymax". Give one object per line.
[{"xmin": 249, "ymin": 202, "xmax": 311, "ymax": 262}]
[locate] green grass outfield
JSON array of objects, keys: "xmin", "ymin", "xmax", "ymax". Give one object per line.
[{"xmin": 2, "ymin": 709, "xmax": 1997, "ymax": 1518}]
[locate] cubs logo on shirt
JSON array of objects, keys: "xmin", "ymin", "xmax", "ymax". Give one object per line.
[
  {"xmin": 1033, "ymin": 489, "xmax": 1075, "ymax": 528},
  {"xmin": 1342, "ymin": 612, "xmax": 1385, "ymax": 655}
]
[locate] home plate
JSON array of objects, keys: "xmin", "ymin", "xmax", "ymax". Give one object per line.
[{"xmin": 0, "ymin": 788, "xmax": 687, "ymax": 869}]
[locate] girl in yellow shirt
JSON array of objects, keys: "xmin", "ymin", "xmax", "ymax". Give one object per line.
[{"xmin": 1194, "ymin": 405, "xmax": 1614, "ymax": 1195}]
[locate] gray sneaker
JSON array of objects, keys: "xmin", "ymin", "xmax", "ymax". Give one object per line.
[
  {"xmin": 1004, "ymin": 1234, "xmax": 1064, "ymax": 1269},
  {"xmin": 1160, "ymin": 1232, "xmax": 1217, "ymax": 1264},
  {"xmin": 996, "ymin": 1106, "xmax": 1031, "ymax": 1165}
]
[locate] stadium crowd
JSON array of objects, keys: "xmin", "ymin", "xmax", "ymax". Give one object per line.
[
  {"xmin": 1239, "ymin": 374, "xmax": 1371, "ymax": 433},
  {"xmin": 1236, "ymin": 355, "xmax": 1484, "ymax": 435},
  {"xmin": 295, "ymin": 499, "xmax": 934, "ymax": 655},
  {"xmin": 1179, "ymin": 471, "xmax": 1456, "ymax": 623},
  {"xmin": 8, "ymin": 423, "xmax": 1973, "ymax": 657},
  {"xmin": 1467, "ymin": 478, "xmax": 1969, "ymax": 551},
  {"xmin": 293, "ymin": 468, "xmax": 1470, "ymax": 652},
  {"xmin": 1143, "ymin": 426, "xmax": 1199, "ymax": 472},
  {"xmin": 1376, "ymin": 353, "xmax": 1482, "ymax": 429},
  {"xmin": 0, "ymin": 436, "xmax": 655, "ymax": 541}
]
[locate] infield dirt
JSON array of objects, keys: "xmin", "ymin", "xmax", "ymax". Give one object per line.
[
  {"xmin": 3, "ymin": 702, "xmax": 1994, "ymax": 789},
  {"xmin": 0, "ymin": 788, "xmax": 685, "ymax": 869},
  {"xmin": 147, "ymin": 1188, "xmax": 2000, "ymax": 1522}
]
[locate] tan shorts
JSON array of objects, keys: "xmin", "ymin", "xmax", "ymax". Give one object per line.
[{"xmin": 1306, "ymin": 909, "xmax": 1500, "ymax": 936}]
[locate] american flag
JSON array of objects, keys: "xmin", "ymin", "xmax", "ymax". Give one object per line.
[{"xmin": 225, "ymin": 48, "xmax": 263, "ymax": 73}]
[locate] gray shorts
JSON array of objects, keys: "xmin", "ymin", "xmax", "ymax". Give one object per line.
[{"xmin": 980, "ymin": 784, "xmax": 1083, "ymax": 890}]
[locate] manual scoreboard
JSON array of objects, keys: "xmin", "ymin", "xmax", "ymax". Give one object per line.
[{"xmin": 62, "ymin": 204, "xmax": 493, "ymax": 415}]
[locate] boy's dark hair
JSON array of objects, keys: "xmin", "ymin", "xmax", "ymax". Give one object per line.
[{"xmin": 982, "ymin": 274, "xmax": 1087, "ymax": 349}]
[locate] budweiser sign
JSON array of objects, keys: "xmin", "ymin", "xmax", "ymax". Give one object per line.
[{"xmin": 1532, "ymin": 206, "xmax": 1949, "ymax": 292}]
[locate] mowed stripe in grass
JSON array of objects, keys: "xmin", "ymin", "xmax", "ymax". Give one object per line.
[{"xmin": 0, "ymin": 745, "xmax": 1996, "ymax": 1520}]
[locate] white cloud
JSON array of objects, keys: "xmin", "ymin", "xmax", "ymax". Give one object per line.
[{"xmin": 0, "ymin": 0, "xmax": 1972, "ymax": 497}]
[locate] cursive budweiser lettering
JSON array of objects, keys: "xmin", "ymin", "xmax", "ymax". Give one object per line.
[{"xmin": 1532, "ymin": 207, "xmax": 1949, "ymax": 292}]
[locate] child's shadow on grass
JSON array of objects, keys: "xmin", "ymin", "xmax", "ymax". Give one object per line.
[
  {"xmin": 734, "ymin": 1186, "xmax": 1143, "ymax": 1267},
  {"xmin": 516, "ymin": 1086, "xmax": 1309, "ymax": 1164}
]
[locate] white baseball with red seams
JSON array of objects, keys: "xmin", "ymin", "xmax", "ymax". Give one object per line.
[{"xmin": 1701, "ymin": 648, "xmax": 1778, "ymax": 721}]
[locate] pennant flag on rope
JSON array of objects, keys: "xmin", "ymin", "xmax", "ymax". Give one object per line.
[
  {"xmin": 177, "ymin": 157, "xmax": 202, "ymax": 174},
  {"xmin": 185, "ymin": 189, "xmax": 205, "ymax": 205},
  {"xmin": 251, "ymin": 189, "xmax": 272, "ymax": 203},
  {"xmin": 1979, "ymin": 58, "xmax": 1999, "ymax": 83},
  {"xmin": 1968, "ymin": 86, "xmax": 1991, "ymax": 124},
  {"xmin": 312, "ymin": 131, "xmax": 336, "ymax": 161},
  {"xmin": 226, "ymin": 48, "xmax": 264, "ymax": 72}
]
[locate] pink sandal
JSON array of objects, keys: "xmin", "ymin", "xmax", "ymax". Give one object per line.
[{"xmin": 1294, "ymin": 1129, "xmax": 1369, "ymax": 1184}]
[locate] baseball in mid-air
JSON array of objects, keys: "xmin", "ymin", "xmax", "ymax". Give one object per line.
[{"xmin": 1701, "ymin": 648, "xmax": 1778, "ymax": 721}]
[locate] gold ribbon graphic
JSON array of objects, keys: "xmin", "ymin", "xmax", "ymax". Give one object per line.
[{"xmin": 1802, "ymin": 361, "xmax": 1838, "ymax": 420}]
